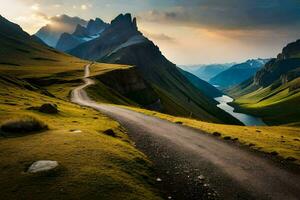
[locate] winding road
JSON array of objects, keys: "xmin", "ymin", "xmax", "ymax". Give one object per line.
[{"xmin": 71, "ymin": 65, "xmax": 300, "ymax": 200}]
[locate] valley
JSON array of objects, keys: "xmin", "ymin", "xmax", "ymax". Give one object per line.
[{"xmin": 1, "ymin": 6, "xmax": 300, "ymax": 200}]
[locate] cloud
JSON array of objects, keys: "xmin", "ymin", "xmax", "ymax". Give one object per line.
[
  {"xmin": 143, "ymin": 31, "xmax": 176, "ymax": 43},
  {"xmin": 139, "ymin": 0, "xmax": 300, "ymax": 31},
  {"xmin": 30, "ymin": 3, "xmax": 40, "ymax": 11},
  {"xmin": 81, "ymin": 4, "xmax": 87, "ymax": 10}
]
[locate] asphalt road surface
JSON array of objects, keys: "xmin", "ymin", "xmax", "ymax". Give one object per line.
[{"xmin": 71, "ymin": 65, "xmax": 300, "ymax": 200}]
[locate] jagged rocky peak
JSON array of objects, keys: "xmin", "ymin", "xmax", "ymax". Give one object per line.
[
  {"xmin": 282, "ymin": 39, "xmax": 300, "ymax": 59},
  {"xmin": 73, "ymin": 24, "xmax": 89, "ymax": 37},
  {"xmin": 87, "ymin": 18, "xmax": 108, "ymax": 35},
  {"xmin": 110, "ymin": 13, "xmax": 138, "ymax": 30}
]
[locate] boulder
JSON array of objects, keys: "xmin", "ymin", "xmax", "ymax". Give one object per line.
[
  {"xmin": 27, "ymin": 160, "xmax": 59, "ymax": 173},
  {"xmin": 39, "ymin": 103, "xmax": 58, "ymax": 114}
]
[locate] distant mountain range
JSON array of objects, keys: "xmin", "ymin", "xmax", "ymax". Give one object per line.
[
  {"xmin": 180, "ymin": 63, "xmax": 234, "ymax": 81},
  {"xmin": 35, "ymin": 15, "xmax": 87, "ymax": 47},
  {"xmin": 177, "ymin": 68, "xmax": 223, "ymax": 98},
  {"xmin": 56, "ymin": 18, "xmax": 108, "ymax": 51},
  {"xmin": 229, "ymin": 40, "xmax": 300, "ymax": 125},
  {"xmin": 209, "ymin": 59, "xmax": 269, "ymax": 90}
]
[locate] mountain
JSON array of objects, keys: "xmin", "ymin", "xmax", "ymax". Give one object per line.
[
  {"xmin": 180, "ymin": 64, "xmax": 233, "ymax": 81},
  {"xmin": 229, "ymin": 40, "xmax": 300, "ymax": 126},
  {"xmin": 35, "ymin": 15, "xmax": 87, "ymax": 47},
  {"xmin": 177, "ymin": 68, "xmax": 223, "ymax": 98},
  {"xmin": 67, "ymin": 13, "xmax": 241, "ymax": 124},
  {"xmin": 69, "ymin": 14, "xmax": 140, "ymax": 60},
  {"xmin": 56, "ymin": 18, "xmax": 108, "ymax": 51},
  {"xmin": 209, "ymin": 59, "xmax": 268, "ymax": 90}
]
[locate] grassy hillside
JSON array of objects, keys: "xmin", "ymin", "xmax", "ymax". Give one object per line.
[
  {"xmin": 228, "ymin": 40, "xmax": 300, "ymax": 126},
  {"xmin": 0, "ymin": 76, "xmax": 161, "ymax": 200},
  {"xmin": 120, "ymin": 106, "xmax": 300, "ymax": 165},
  {"xmin": 0, "ymin": 15, "xmax": 162, "ymax": 199},
  {"xmin": 230, "ymin": 77, "xmax": 300, "ymax": 126}
]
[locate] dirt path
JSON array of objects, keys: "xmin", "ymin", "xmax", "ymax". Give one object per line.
[{"xmin": 71, "ymin": 65, "xmax": 300, "ymax": 200}]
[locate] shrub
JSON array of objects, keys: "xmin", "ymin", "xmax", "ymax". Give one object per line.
[{"xmin": 1, "ymin": 116, "xmax": 48, "ymax": 134}]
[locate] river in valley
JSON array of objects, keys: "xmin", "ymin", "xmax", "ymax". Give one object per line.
[{"xmin": 214, "ymin": 95, "xmax": 266, "ymax": 126}]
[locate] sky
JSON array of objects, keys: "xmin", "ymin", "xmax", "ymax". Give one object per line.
[{"xmin": 1, "ymin": 0, "xmax": 300, "ymax": 65}]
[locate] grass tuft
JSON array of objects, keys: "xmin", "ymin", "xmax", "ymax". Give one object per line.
[{"xmin": 1, "ymin": 116, "xmax": 48, "ymax": 134}]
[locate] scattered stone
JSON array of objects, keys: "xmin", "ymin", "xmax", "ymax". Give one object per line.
[
  {"xmin": 198, "ymin": 175, "xmax": 205, "ymax": 180},
  {"xmin": 203, "ymin": 183, "xmax": 209, "ymax": 187},
  {"xmin": 270, "ymin": 151, "xmax": 278, "ymax": 156},
  {"xmin": 27, "ymin": 160, "xmax": 58, "ymax": 173},
  {"xmin": 168, "ymin": 196, "xmax": 172, "ymax": 199},
  {"xmin": 286, "ymin": 157, "xmax": 297, "ymax": 162},
  {"xmin": 156, "ymin": 178, "xmax": 162, "ymax": 182},
  {"xmin": 212, "ymin": 132, "xmax": 221, "ymax": 137},
  {"xmin": 223, "ymin": 136, "xmax": 231, "ymax": 140},
  {"xmin": 39, "ymin": 103, "xmax": 58, "ymax": 114},
  {"xmin": 103, "ymin": 129, "xmax": 117, "ymax": 137},
  {"xmin": 248, "ymin": 143, "xmax": 255, "ymax": 147},
  {"xmin": 70, "ymin": 129, "xmax": 82, "ymax": 133},
  {"xmin": 26, "ymin": 106, "xmax": 40, "ymax": 111}
]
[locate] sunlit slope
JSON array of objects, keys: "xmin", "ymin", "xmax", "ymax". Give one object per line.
[
  {"xmin": 0, "ymin": 75, "xmax": 162, "ymax": 200},
  {"xmin": 228, "ymin": 40, "xmax": 300, "ymax": 126},
  {"xmin": 0, "ymin": 15, "xmax": 162, "ymax": 199}
]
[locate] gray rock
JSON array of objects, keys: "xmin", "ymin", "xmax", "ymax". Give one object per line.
[
  {"xmin": 198, "ymin": 175, "xmax": 205, "ymax": 180},
  {"xmin": 27, "ymin": 160, "xmax": 58, "ymax": 173},
  {"xmin": 39, "ymin": 103, "xmax": 58, "ymax": 114}
]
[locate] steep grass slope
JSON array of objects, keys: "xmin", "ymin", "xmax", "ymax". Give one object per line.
[
  {"xmin": 229, "ymin": 40, "xmax": 300, "ymax": 126},
  {"xmin": 0, "ymin": 15, "xmax": 162, "ymax": 199}
]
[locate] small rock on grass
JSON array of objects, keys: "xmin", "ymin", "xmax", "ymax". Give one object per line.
[
  {"xmin": 27, "ymin": 160, "xmax": 58, "ymax": 173},
  {"xmin": 39, "ymin": 103, "xmax": 58, "ymax": 114},
  {"xmin": 198, "ymin": 175, "xmax": 205, "ymax": 180},
  {"xmin": 70, "ymin": 129, "xmax": 82, "ymax": 133},
  {"xmin": 103, "ymin": 129, "xmax": 117, "ymax": 137},
  {"xmin": 156, "ymin": 178, "xmax": 162, "ymax": 182},
  {"xmin": 212, "ymin": 132, "xmax": 221, "ymax": 137},
  {"xmin": 223, "ymin": 136, "xmax": 231, "ymax": 140}
]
